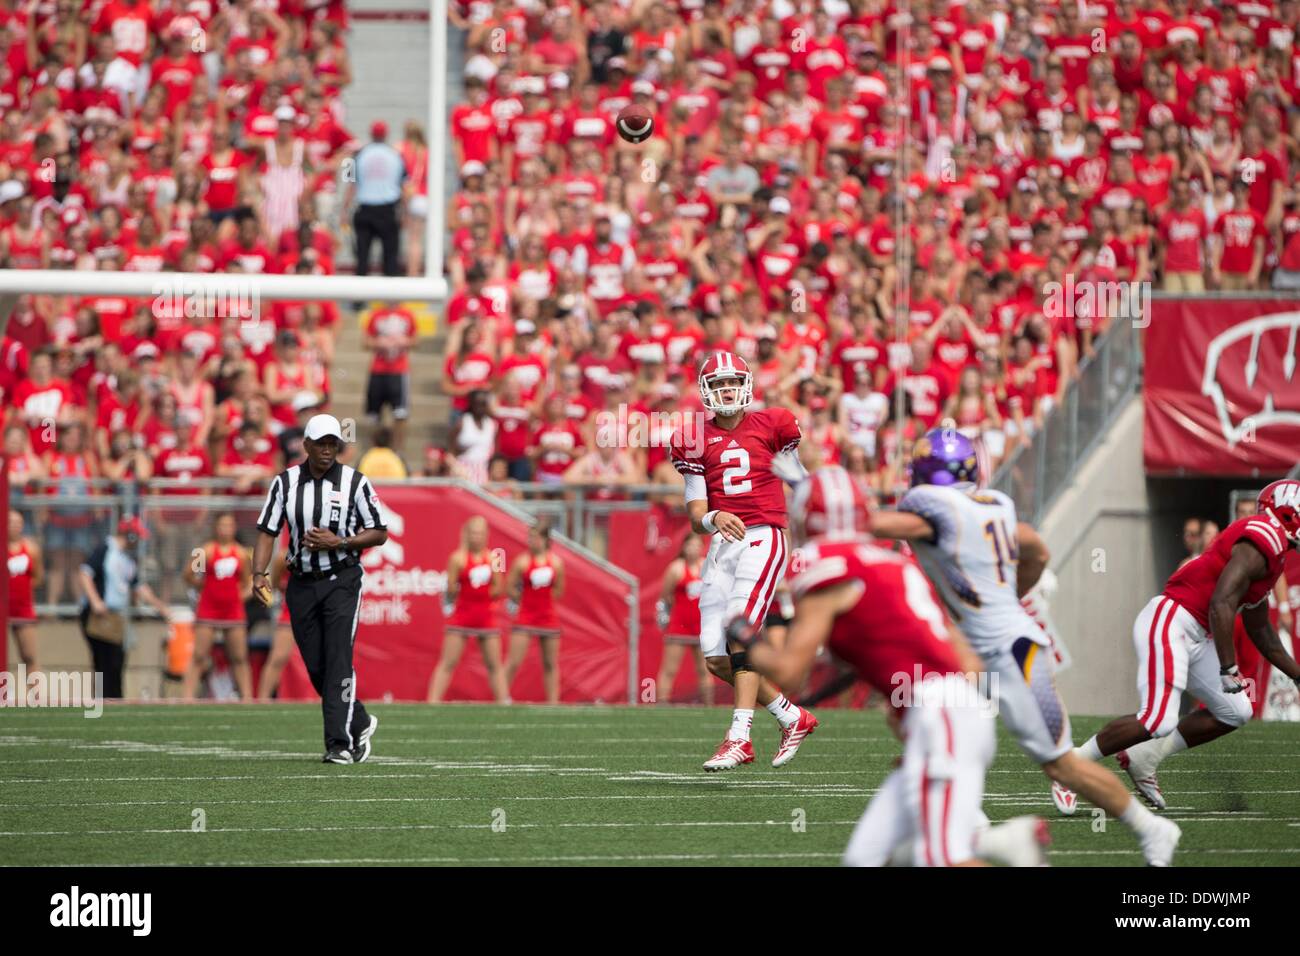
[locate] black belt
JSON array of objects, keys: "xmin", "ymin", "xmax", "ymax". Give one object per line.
[{"xmin": 290, "ymin": 560, "xmax": 358, "ymax": 582}]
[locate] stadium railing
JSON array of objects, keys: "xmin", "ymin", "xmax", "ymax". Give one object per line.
[
  {"xmin": 992, "ymin": 315, "xmax": 1145, "ymax": 527},
  {"xmin": 10, "ymin": 478, "xmax": 678, "ymax": 615}
]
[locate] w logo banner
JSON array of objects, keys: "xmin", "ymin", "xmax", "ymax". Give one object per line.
[{"xmin": 1145, "ymin": 300, "xmax": 1300, "ymax": 476}]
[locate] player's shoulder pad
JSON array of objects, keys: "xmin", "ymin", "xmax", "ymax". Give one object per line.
[
  {"xmin": 791, "ymin": 538, "xmax": 896, "ymax": 599},
  {"xmin": 897, "ymin": 485, "xmax": 955, "ymax": 543},
  {"xmin": 762, "ymin": 405, "xmax": 802, "ymax": 452},
  {"xmin": 1240, "ymin": 517, "xmax": 1288, "ymax": 560}
]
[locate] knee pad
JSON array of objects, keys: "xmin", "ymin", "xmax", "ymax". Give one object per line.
[
  {"xmin": 729, "ymin": 651, "xmax": 752, "ymax": 675},
  {"xmin": 1212, "ymin": 690, "xmax": 1254, "ymax": 729}
]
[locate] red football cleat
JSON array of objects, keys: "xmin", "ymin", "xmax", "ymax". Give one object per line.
[
  {"xmin": 703, "ymin": 736, "xmax": 755, "ymax": 772},
  {"xmin": 772, "ymin": 708, "xmax": 819, "ymax": 767}
]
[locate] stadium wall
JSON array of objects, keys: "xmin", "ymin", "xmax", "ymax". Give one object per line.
[{"xmin": 1039, "ymin": 395, "xmax": 1160, "ymax": 716}]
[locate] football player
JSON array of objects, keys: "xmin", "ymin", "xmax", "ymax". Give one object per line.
[
  {"xmin": 1057, "ymin": 480, "xmax": 1300, "ymax": 811},
  {"xmin": 869, "ymin": 428, "xmax": 1182, "ymax": 866},
  {"xmin": 670, "ymin": 351, "xmax": 819, "ymax": 771},
  {"xmin": 735, "ymin": 465, "xmax": 1050, "ymax": 866}
]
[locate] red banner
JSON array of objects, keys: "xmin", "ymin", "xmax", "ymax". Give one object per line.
[
  {"xmin": 605, "ymin": 506, "xmax": 731, "ymax": 704},
  {"xmin": 279, "ymin": 484, "xmax": 633, "ymax": 703},
  {"xmin": 1145, "ymin": 298, "xmax": 1300, "ymax": 476}
]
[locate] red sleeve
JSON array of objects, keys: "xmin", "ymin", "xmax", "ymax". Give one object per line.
[
  {"xmin": 669, "ymin": 428, "xmax": 704, "ymax": 475},
  {"xmin": 1242, "ymin": 518, "xmax": 1288, "ymax": 561},
  {"xmin": 771, "ymin": 406, "xmax": 802, "ymax": 453}
]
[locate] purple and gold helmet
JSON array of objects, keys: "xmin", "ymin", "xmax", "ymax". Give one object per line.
[{"xmin": 909, "ymin": 428, "xmax": 980, "ymax": 487}]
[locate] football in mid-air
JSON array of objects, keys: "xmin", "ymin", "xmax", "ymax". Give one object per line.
[{"xmin": 616, "ymin": 104, "xmax": 654, "ymax": 143}]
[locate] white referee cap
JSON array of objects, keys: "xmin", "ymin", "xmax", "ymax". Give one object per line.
[{"xmin": 304, "ymin": 414, "xmax": 345, "ymax": 442}]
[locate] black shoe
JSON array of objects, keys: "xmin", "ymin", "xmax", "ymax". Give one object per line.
[
  {"xmin": 352, "ymin": 715, "xmax": 379, "ymax": 763},
  {"xmin": 323, "ymin": 749, "xmax": 354, "ymax": 764}
]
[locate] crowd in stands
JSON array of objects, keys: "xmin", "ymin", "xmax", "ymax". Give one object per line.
[
  {"xmin": 439, "ymin": 0, "xmax": 1300, "ymax": 501},
  {"xmin": 0, "ymin": 0, "xmax": 414, "ymax": 608}
]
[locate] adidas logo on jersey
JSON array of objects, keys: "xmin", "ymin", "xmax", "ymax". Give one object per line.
[{"xmin": 727, "ymin": 440, "xmax": 739, "ymax": 448}]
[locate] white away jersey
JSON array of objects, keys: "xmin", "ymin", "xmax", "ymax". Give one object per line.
[{"xmin": 897, "ymin": 483, "xmax": 1044, "ymax": 653}]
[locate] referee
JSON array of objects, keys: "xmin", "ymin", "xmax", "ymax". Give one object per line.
[{"xmin": 252, "ymin": 414, "xmax": 389, "ymax": 764}]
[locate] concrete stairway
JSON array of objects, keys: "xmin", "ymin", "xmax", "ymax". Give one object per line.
[{"xmin": 329, "ymin": 2, "xmax": 465, "ymax": 460}]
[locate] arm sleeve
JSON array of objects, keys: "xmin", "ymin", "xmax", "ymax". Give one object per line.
[
  {"xmin": 669, "ymin": 430, "xmax": 705, "ymax": 477},
  {"xmin": 256, "ymin": 474, "xmax": 286, "ymax": 535},
  {"xmin": 774, "ymin": 407, "xmax": 802, "ymax": 454},
  {"xmin": 897, "ymin": 487, "xmax": 949, "ymax": 546},
  {"xmin": 79, "ymin": 543, "xmax": 107, "ymax": 581},
  {"xmin": 1242, "ymin": 519, "xmax": 1287, "ymax": 562},
  {"xmin": 683, "ymin": 473, "xmax": 707, "ymax": 503},
  {"xmin": 353, "ymin": 476, "xmax": 388, "ymax": 531}
]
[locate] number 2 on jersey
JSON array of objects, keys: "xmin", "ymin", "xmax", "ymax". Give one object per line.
[
  {"xmin": 983, "ymin": 519, "xmax": 1019, "ymax": 585},
  {"xmin": 720, "ymin": 448, "xmax": 752, "ymax": 495}
]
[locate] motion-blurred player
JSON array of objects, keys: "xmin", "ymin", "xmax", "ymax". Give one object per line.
[
  {"xmin": 1059, "ymin": 480, "xmax": 1300, "ymax": 811},
  {"xmin": 870, "ymin": 429, "xmax": 1182, "ymax": 866},
  {"xmin": 670, "ymin": 351, "xmax": 818, "ymax": 770},
  {"xmin": 737, "ymin": 465, "xmax": 1049, "ymax": 866}
]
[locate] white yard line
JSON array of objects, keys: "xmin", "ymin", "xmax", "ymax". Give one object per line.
[
  {"xmin": 0, "ymin": 791, "xmax": 874, "ymax": 809},
  {"xmin": 23, "ymin": 846, "xmax": 1300, "ymax": 867},
  {"xmin": 29, "ymin": 851, "xmax": 847, "ymax": 866},
  {"xmin": 0, "ymin": 819, "xmax": 870, "ymax": 838}
]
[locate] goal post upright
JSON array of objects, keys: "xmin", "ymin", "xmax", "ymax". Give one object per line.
[{"xmin": 427, "ymin": 0, "xmax": 449, "ymax": 285}]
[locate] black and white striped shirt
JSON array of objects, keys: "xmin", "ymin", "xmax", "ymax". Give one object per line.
[{"xmin": 256, "ymin": 462, "xmax": 387, "ymax": 575}]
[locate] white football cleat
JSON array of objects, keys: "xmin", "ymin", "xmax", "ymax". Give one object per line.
[
  {"xmin": 703, "ymin": 737, "xmax": 755, "ymax": 772},
  {"xmin": 771, "ymin": 708, "xmax": 819, "ymax": 767},
  {"xmin": 977, "ymin": 815, "xmax": 1052, "ymax": 867},
  {"xmin": 1138, "ymin": 815, "xmax": 1181, "ymax": 867},
  {"xmin": 1117, "ymin": 748, "xmax": 1167, "ymax": 810},
  {"xmin": 1051, "ymin": 781, "xmax": 1078, "ymax": 816}
]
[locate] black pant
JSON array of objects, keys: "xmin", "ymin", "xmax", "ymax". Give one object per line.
[
  {"xmin": 353, "ymin": 202, "xmax": 400, "ymax": 277},
  {"xmin": 285, "ymin": 564, "xmax": 371, "ymax": 752},
  {"xmin": 80, "ymin": 608, "xmax": 125, "ymax": 698}
]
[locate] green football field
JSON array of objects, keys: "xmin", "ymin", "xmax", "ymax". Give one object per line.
[{"xmin": 1, "ymin": 704, "xmax": 1296, "ymax": 866}]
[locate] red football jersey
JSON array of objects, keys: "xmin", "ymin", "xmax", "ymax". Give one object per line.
[
  {"xmin": 1163, "ymin": 516, "xmax": 1290, "ymax": 629},
  {"xmin": 791, "ymin": 538, "xmax": 961, "ymax": 704},
  {"xmin": 670, "ymin": 407, "xmax": 801, "ymax": 529}
]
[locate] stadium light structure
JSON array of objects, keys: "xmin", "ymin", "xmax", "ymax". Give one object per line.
[{"xmin": 0, "ymin": 0, "xmax": 450, "ymax": 331}]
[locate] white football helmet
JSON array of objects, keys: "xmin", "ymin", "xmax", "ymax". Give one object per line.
[{"xmin": 698, "ymin": 351, "xmax": 754, "ymax": 416}]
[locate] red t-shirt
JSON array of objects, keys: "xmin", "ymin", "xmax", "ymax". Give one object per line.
[
  {"xmin": 1214, "ymin": 207, "xmax": 1266, "ymax": 275},
  {"xmin": 365, "ymin": 306, "xmax": 416, "ymax": 375},
  {"xmin": 1159, "ymin": 207, "xmax": 1207, "ymax": 273}
]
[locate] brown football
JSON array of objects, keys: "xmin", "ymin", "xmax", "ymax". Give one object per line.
[{"xmin": 616, "ymin": 103, "xmax": 655, "ymax": 144}]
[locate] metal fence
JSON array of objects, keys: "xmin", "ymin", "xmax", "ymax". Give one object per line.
[
  {"xmin": 8, "ymin": 477, "xmax": 683, "ymax": 617},
  {"xmin": 992, "ymin": 315, "xmax": 1144, "ymax": 526}
]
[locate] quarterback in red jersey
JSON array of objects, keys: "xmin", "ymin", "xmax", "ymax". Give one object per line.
[
  {"xmin": 670, "ymin": 351, "xmax": 819, "ymax": 771},
  {"xmin": 736, "ymin": 466, "xmax": 1049, "ymax": 867},
  {"xmin": 1063, "ymin": 480, "xmax": 1300, "ymax": 811}
]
